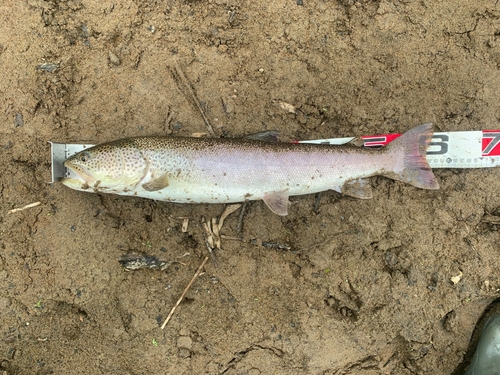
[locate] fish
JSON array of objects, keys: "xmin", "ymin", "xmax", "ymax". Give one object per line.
[{"xmin": 61, "ymin": 123, "xmax": 439, "ymax": 215}]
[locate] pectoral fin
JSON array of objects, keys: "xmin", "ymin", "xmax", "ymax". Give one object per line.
[
  {"xmin": 142, "ymin": 173, "xmax": 169, "ymax": 192},
  {"xmin": 263, "ymin": 190, "xmax": 289, "ymax": 216},
  {"xmin": 340, "ymin": 178, "xmax": 373, "ymax": 199}
]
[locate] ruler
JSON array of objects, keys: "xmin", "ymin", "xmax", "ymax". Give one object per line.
[
  {"xmin": 49, "ymin": 130, "xmax": 500, "ymax": 183},
  {"xmin": 298, "ymin": 130, "xmax": 500, "ymax": 169},
  {"xmin": 49, "ymin": 142, "xmax": 94, "ymax": 183}
]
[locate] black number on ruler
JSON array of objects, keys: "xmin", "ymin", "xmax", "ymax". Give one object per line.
[{"xmin": 427, "ymin": 134, "xmax": 449, "ymax": 155}]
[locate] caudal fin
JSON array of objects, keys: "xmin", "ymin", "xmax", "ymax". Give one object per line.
[{"xmin": 385, "ymin": 123, "xmax": 439, "ymax": 190}]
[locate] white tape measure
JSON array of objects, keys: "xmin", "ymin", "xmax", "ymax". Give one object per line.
[{"xmin": 298, "ymin": 130, "xmax": 500, "ymax": 169}]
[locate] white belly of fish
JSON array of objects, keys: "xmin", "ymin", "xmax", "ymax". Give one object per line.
[{"xmin": 126, "ymin": 148, "xmax": 391, "ymax": 203}]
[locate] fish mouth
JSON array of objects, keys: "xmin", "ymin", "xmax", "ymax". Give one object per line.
[
  {"xmin": 61, "ymin": 177, "xmax": 91, "ymax": 190},
  {"xmin": 61, "ymin": 162, "xmax": 95, "ymax": 190}
]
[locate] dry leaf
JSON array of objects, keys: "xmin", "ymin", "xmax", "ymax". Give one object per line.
[
  {"xmin": 451, "ymin": 271, "xmax": 463, "ymax": 285},
  {"xmin": 279, "ymin": 101, "xmax": 297, "ymax": 114},
  {"xmin": 218, "ymin": 204, "xmax": 241, "ymax": 232}
]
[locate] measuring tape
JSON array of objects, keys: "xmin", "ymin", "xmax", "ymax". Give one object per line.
[{"xmin": 298, "ymin": 130, "xmax": 500, "ymax": 169}]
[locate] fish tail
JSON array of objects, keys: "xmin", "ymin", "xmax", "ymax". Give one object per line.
[{"xmin": 385, "ymin": 123, "xmax": 439, "ymax": 190}]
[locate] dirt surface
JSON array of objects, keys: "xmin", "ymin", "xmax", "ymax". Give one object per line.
[{"xmin": 1, "ymin": 0, "xmax": 500, "ymax": 374}]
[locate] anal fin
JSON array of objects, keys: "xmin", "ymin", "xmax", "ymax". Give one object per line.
[
  {"xmin": 340, "ymin": 178, "xmax": 373, "ymax": 199},
  {"xmin": 263, "ymin": 190, "xmax": 289, "ymax": 216},
  {"xmin": 142, "ymin": 173, "xmax": 169, "ymax": 192}
]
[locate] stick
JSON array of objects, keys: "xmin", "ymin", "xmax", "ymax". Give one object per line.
[
  {"xmin": 168, "ymin": 65, "xmax": 216, "ymax": 137},
  {"xmin": 314, "ymin": 192, "xmax": 322, "ymax": 214},
  {"xmin": 237, "ymin": 202, "xmax": 248, "ymax": 233},
  {"xmin": 219, "ymin": 235, "xmax": 291, "ymax": 251},
  {"xmin": 203, "ymin": 233, "xmax": 217, "ymax": 268},
  {"xmin": 161, "ymin": 256, "xmax": 209, "ymax": 329},
  {"xmin": 8, "ymin": 202, "xmax": 41, "ymax": 214}
]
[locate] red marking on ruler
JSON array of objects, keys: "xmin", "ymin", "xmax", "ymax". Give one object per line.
[
  {"xmin": 482, "ymin": 130, "xmax": 500, "ymax": 156},
  {"xmin": 362, "ymin": 133, "xmax": 401, "ymax": 147}
]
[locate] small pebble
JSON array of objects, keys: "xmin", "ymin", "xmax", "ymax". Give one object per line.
[
  {"xmin": 222, "ymin": 97, "xmax": 234, "ymax": 114},
  {"xmin": 178, "ymin": 348, "xmax": 190, "ymax": 358},
  {"xmin": 177, "ymin": 336, "xmax": 192, "ymax": 350},
  {"xmin": 36, "ymin": 62, "xmax": 60, "ymax": 73},
  {"xmin": 450, "ymin": 271, "xmax": 463, "ymax": 285},
  {"xmin": 81, "ymin": 24, "xmax": 89, "ymax": 37},
  {"xmin": 108, "ymin": 51, "xmax": 121, "ymax": 66},
  {"xmin": 172, "ymin": 121, "xmax": 183, "ymax": 131},
  {"xmin": 14, "ymin": 113, "xmax": 23, "ymax": 127}
]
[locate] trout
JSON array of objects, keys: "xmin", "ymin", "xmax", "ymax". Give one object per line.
[{"xmin": 62, "ymin": 123, "xmax": 439, "ymax": 215}]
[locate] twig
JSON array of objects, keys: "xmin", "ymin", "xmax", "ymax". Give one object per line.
[
  {"xmin": 201, "ymin": 216, "xmax": 217, "ymax": 267},
  {"xmin": 251, "ymin": 239, "xmax": 291, "ymax": 251},
  {"xmin": 203, "ymin": 232, "xmax": 218, "ymax": 268},
  {"xmin": 314, "ymin": 192, "xmax": 322, "ymax": 214},
  {"xmin": 168, "ymin": 64, "xmax": 215, "ymax": 137},
  {"xmin": 220, "ymin": 235, "xmax": 243, "ymax": 241},
  {"xmin": 237, "ymin": 202, "xmax": 249, "ymax": 233},
  {"xmin": 8, "ymin": 202, "xmax": 41, "ymax": 214},
  {"xmin": 161, "ymin": 256, "xmax": 209, "ymax": 329},
  {"xmin": 219, "ymin": 235, "xmax": 291, "ymax": 251}
]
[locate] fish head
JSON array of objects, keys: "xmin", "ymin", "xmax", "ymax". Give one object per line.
[{"xmin": 61, "ymin": 140, "xmax": 148, "ymax": 192}]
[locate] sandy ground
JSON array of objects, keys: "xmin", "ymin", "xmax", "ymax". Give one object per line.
[{"xmin": 1, "ymin": 0, "xmax": 500, "ymax": 374}]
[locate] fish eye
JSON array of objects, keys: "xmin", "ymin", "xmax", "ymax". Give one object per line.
[{"xmin": 79, "ymin": 151, "xmax": 91, "ymax": 163}]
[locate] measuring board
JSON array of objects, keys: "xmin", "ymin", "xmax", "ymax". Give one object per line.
[{"xmin": 50, "ymin": 130, "xmax": 500, "ymax": 183}]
